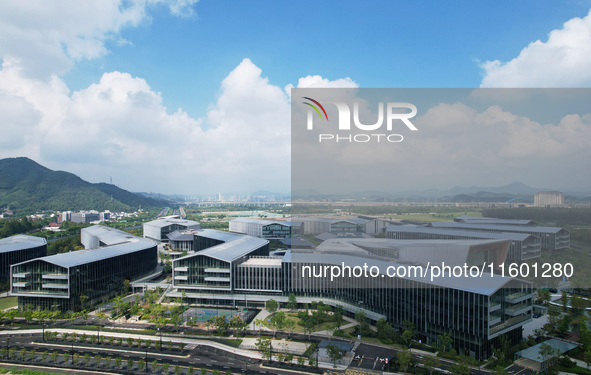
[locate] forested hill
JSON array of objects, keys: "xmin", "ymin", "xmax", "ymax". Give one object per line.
[{"xmin": 0, "ymin": 157, "xmax": 169, "ymax": 214}]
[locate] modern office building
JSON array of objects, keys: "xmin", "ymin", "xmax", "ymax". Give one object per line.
[
  {"xmin": 295, "ymin": 217, "xmax": 370, "ymax": 235},
  {"xmin": 10, "ymin": 226, "xmax": 157, "ymax": 311},
  {"xmin": 454, "ymin": 216, "xmax": 537, "ymax": 227},
  {"xmin": 229, "ymin": 218, "xmax": 303, "ymax": 239},
  {"xmin": 0, "ymin": 235, "xmax": 47, "ymax": 283},
  {"xmin": 71, "ymin": 211, "xmax": 100, "ymax": 223},
  {"xmin": 172, "ymin": 230, "xmax": 270, "ymax": 298},
  {"xmin": 170, "ymin": 231, "xmax": 531, "ymax": 359},
  {"xmin": 429, "ymin": 222, "xmax": 570, "ymax": 251},
  {"xmin": 166, "ymin": 229, "xmax": 199, "ymax": 252},
  {"xmin": 534, "ymin": 191, "xmax": 564, "ymax": 207},
  {"xmin": 386, "ymin": 226, "xmax": 542, "ymax": 262},
  {"xmin": 143, "ymin": 217, "xmax": 201, "ymax": 242}
]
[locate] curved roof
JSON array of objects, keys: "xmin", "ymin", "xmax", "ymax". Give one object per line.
[{"xmin": 0, "ymin": 235, "xmax": 46, "ymax": 254}]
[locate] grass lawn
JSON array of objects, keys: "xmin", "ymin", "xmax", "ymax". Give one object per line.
[
  {"xmin": 0, "ymin": 297, "xmax": 17, "ymax": 311},
  {"xmin": 260, "ymin": 313, "xmax": 336, "ymax": 333}
]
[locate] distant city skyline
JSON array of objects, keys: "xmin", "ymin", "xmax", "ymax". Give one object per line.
[{"xmin": 1, "ymin": 2, "xmax": 591, "ymax": 194}]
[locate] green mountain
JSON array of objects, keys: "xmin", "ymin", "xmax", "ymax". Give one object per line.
[{"xmin": 0, "ymin": 157, "xmax": 169, "ymax": 214}]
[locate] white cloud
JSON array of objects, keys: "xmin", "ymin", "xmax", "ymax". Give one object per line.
[
  {"xmin": 0, "ymin": 56, "xmax": 297, "ymax": 193},
  {"xmin": 0, "ymin": 0, "xmax": 198, "ymax": 79},
  {"xmin": 480, "ymin": 9, "xmax": 591, "ymax": 87},
  {"xmin": 284, "ymin": 75, "xmax": 358, "ymax": 101},
  {"xmin": 292, "ymin": 96, "xmax": 591, "ymax": 194}
]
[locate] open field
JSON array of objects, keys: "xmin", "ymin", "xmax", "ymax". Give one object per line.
[{"xmin": 0, "ymin": 296, "xmax": 17, "ymax": 310}]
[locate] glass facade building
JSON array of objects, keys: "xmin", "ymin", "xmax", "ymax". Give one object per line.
[
  {"xmin": 143, "ymin": 217, "xmax": 201, "ymax": 242},
  {"xmin": 10, "ymin": 226, "xmax": 157, "ymax": 311},
  {"xmin": 170, "ymin": 231, "xmax": 532, "ymax": 359},
  {"xmin": 229, "ymin": 218, "xmax": 303, "ymax": 239},
  {"xmin": 0, "ymin": 235, "xmax": 47, "ymax": 283}
]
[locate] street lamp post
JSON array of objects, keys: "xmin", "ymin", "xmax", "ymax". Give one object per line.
[
  {"xmin": 158, "ymin": 328, "xmax": 162, "ymax": 351},
  {"xmin": 5, "ymin": 336, "xmax": 9, "ymax": 360},
  {"xmin": 316, "ymin": 345, "xmax": 319, "ymax": 369}
]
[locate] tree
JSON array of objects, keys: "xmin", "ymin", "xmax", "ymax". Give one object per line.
[
  {"xmin": 175, "ymin": 365, "xmax": 182, "ymax": 375},
  {"xmin": 571, "ymin": 294, "xmax": 586, "ymax": 317},
  {"xmin": 537, "ymin": 289, "xmax": 551, "ymax": 306},
  {"xmin": 79, "ymin": 294, "xmax": 89, "ymax": 310},
  {"xmin": 229, "ymin": 315, "xmax": 248, "ymax": 336},
  {"xmin": 402, "ymin": 320, "xmax": 415, "ymax": 346},
  {"xmin": 355, "ymin": 311, "xmax": 371, "ymax": 336},
  {"xmin": 73, "ymin": 353, "xmax": 80, "ymax": 366},
  {"xmin": 162, "ymin": 362, "xmax": 170, "ymax": 374},
  {"xmin": 539, "ymin": 343, "xmax": 561, "ymax": 372},
  {"xmin": 397, "ymin": 349, "xmax": 412, "ymax": 373},
  {"xmin": 152, "ymin": 360, "xmax": 159, "ymax": 372},
  {"xmin": 437, "ymin": 333, "xmax": 453, "ymax": 354},
  {"xmin": 557, "ymin": 314, "xmax": 573, "ymax": 335},
  {"xmin": 126, "ymin": 358, "xmax": 133, "ymax": 369},
  {"xmin": 138, "ymin": 358, "xmax": 145, "ymax": 372},
  {"xmin": 326, "ymin": 344, "xmax": 343, "ymax": 368},
  {"xmin": 302, "ymin": 316, "xmax": 315, "ymax": 339},
  {"xmin": 84, "ymin": 353, "xmax": 91, "ymax": 367},
  {"xmin": 209, "ymin": 315, "xmax": 229, "ymax": 334},
  {"xmin": 266, "ymin": 299, "xmax": 278, "ymax": 313},
  {"xmin": 376, "ymin": 318, "xmax": 394, "ymax": 341},
  {"xmin": 123, "ymin": 279, "xmax": 131, "ymax": 294},
  {"xmin": 423, "ymin": 355, "xmax": 440, "ymax": 375},
  {"xmin": 450, "ymin": 357, "xmax": 471, "ymax": 375},
  {"xmin": 561, "ymin": 291, "xmax": 568, "ymax": 312},
  {"xmin": 115, "ymin": 357, "xmax": 122, "ymax": 369},
  {"xmin": 255, "ymin": 337, "xmax": 272, "ymax": 360},
  {"xmin": 333, "ymin": 305, "xmax": 344, "ymax": 330},
  {"xmin": 94, "ymin": 354, "xmax": 102, "ymax": 367},
  {"xmin": 271, "ymin": 311, "xmax": 287, "ymax": 330},
  {"xmin": 287, "ymin": 293, "xmax": 297, "ymax": 311}
]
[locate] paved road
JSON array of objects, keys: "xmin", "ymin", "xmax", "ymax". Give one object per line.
[
  {"xmin": 0, "ymin": 332, "xmax": 307, "ymax": 375},
  {"xmin": 349, "ymin": 343, "xmax": 490, "ymax": 375}
]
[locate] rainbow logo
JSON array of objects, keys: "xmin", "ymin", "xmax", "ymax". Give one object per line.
[{"xmin": 302, "ymin": 97, "xmax": 328, "ymax": 121}]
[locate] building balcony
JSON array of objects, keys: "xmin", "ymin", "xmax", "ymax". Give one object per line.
[
  {"xmin": 490, "ymin": 314, "xmax": 530, "ymax": 336},
  {"xmin": 204, "ymin": 277, "xmax": 231, "ymax": 282},
  {"xmin": 174, "ymin": 275, "xmax": 188, "ymax": 281},
  {"xmin": 42, "ymin": 283, "xmax": 68, "ymax": 289},
  {"xmin": 505, "ymin": 291, "xmax": 533, "ymax": 304},
  {"xmin": 204, "ymin": 268, "xmax": 231, "ymax": 273},
  {"xmin": 176, "ymin": 267, "xmax": 188, "ymax": 272},
  {"xmin": 42, "ymin": 274, "xmax": 68, "ymax": 280},
  {"xmin": 12, "ymin": 273, "xmax": 29, "ymax": 279},
  {"xmin": 489, "ymin": 301, "xmax": 502, "ymax": 312},
  {"xmin": 505, "ymin": 302, "xmax": 532, "ymax": 316},
  {"xmin": 489, "ymin": 313, "xmax": 502, "ymax": 325}
]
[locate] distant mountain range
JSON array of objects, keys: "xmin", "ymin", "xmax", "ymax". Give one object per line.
[
  {"xmin": 0, "ymin": 157, "xmax": 169, "ymax": 214},
  {"xmin": 294, "ymin": 181, "xmax": 591, "ymax": 202}
]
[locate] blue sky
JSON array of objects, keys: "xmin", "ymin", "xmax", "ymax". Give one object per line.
[
  {"xmin": 1, "ymin": 1, "xmax": 591, "ymax": 195},
  {"xmin": 64, "ymin": 1, "xmax": 591, "ymax": 119}
]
